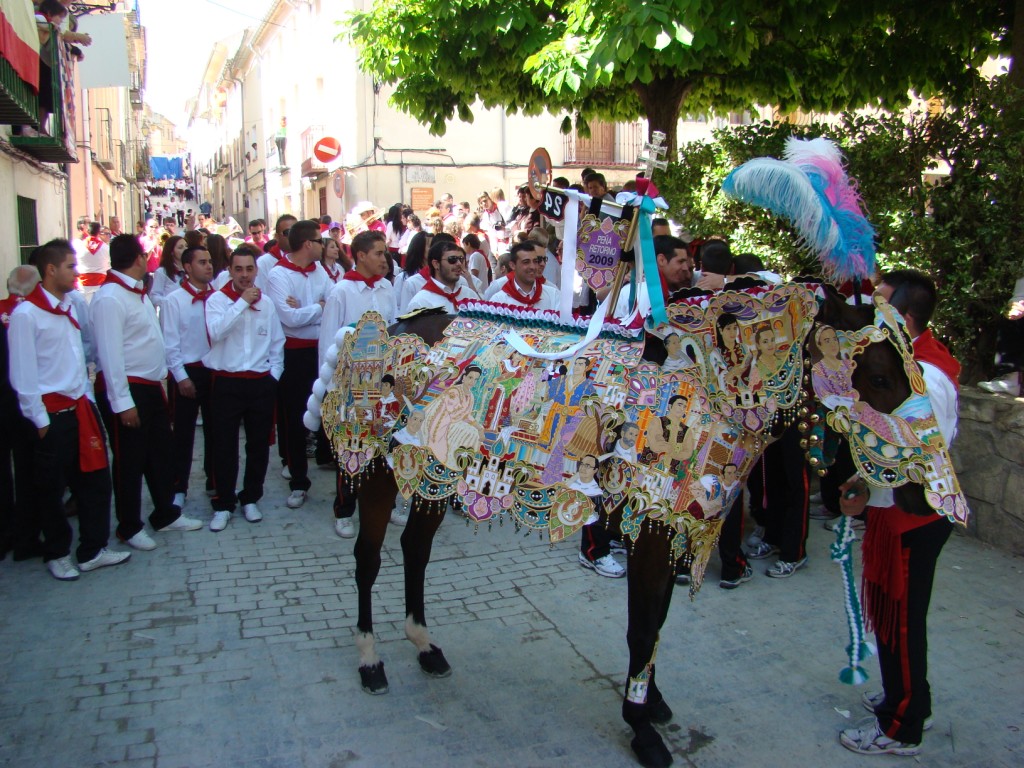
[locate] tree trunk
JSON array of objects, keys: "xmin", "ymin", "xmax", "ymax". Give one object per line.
[
  {"xmin": 1011, "ymin": 0, "xmax": 1024, "ymax": 90},
  {"xmin": 633, "ymin": 77, "xmax": 693, "ymax": 160}
]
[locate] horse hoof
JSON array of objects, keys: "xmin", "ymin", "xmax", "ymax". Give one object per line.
[
  {"xmin": 359, "ymin": 662, "xmax": 389, "ymax": 695},
  {"xmin": 418, "ymin": 644, "xmax": 452, "ymax": 678},
  {"xmin": 630, "ymin": 733, "xmax": 672, "ymax": 768},
  {"xmin": 648, "ymin": 698, "xmax": 673, "ymax": 725}
]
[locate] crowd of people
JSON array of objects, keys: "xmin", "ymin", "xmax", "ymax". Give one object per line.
[{"xmin": 0, "ymin": 163, "xmax": 960, "ymax": 758}]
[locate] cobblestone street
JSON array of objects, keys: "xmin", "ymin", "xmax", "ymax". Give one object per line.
[{"xmin": 1, "ymin": 462, "xmax": 1022, "ymax": 768}]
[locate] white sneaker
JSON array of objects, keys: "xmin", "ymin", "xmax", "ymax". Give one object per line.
[
  {"xmin": 978, "ymin": 377, "xmax": 1019, "ymax": 395},
  {"xmin": 123, "ymin": 530, "xmax": 157, "ymax": 551},
  {"xmin": 335, "ymin": 517, "xmax": 355, "ymax": 538},
  {"xmin": 286, "ymin": 490, "xmax": 306, "ymax": 509},
  {"xmin": 172, "ymin": 492, "xmax": 186, "ymax": 508},
  {"xmin": 243, "ymin": 503, "xmax": 262, "ymax": 523},
  {"xmin": 390, "ymin": 507, "xmax": 408, "ymax": 525},
  {"xmin": 281, "ymin": 465, "xmax": 292, "ymax": 480},
  {"xmin": 78, "ymin": 548, "xmax": 131, "ymax": 572},
  {"xmin": 158, "ymin": 514, "xmax": 203, "ymax": 532},
  {"xmin": 47, "ymin": 556, "xmax": 80, "ymax": 581},
  {"xmin": 209, "ymin": 510, "xmax": 231, "ymax": 532},
  {"xmin": 578, "ymin": 551, "xmax": 626, "ymax": 578}
]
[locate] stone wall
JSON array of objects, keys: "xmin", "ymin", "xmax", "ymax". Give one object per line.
[{"xmin": 951, "ymin": 389, "xmax": 1024, "ymax": 555}]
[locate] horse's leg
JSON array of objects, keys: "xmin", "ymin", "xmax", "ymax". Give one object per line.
[
  {"xmin": 623, "ymin": 528, "xmax": 676, "ymax": 768},
  {"xmin": 400, "ymin": 495, "xmax": 451, "ymax": 677},
  {"xmin": 353, "ymin": 465, "xmax": 397, "ymax": 694}
]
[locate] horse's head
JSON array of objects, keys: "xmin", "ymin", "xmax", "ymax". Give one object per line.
[{"xmin": 812, "ymin": 283, "xmax": 932, "ymax": 516}]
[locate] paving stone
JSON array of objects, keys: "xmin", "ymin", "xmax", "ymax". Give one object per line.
[{"xmin": 0, "ymin": 458, "xmax": 1021, "ymax": 767}]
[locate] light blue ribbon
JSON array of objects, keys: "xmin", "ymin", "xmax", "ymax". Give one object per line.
[{"xmin": 636, "ymin": 196, "xmax": 666, "ymax": 325}]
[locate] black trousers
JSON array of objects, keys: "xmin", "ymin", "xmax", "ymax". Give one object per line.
[
  {"xmin": 31, "ymin": 407, "xmax": 112, "ymax": 563},
  {"xmin": 333, "ymin": 470, "xmax": 356, "ymax": 520},
  {"xmin": 211, "ymin": 375, "xmax": 276, "ymax": 511},
  {"xmin": 746, "ymin": 455, "xmax": 767, "ymax": 528},
  {"xmin": 580, "ymin": 504, "xmax": 612, "ymax": 561},
  {"xmin": 872, "ymin": 515, "xmax": 952, "ymax": 745},
  {"xmin": 717, "ymin": 492, "xmax": 749, "ymax": 581},
  {"xmin": 169, "ymin": 364, "xmax": 213, "ymax": 496},
  {"xmin": 97, "ymin": 380, "xmax": 180, "ymax": 539},
  {"xmin": 279, "ymin": 346, "xmax": 317, "ymax": 492},
  {"xmin": 762, "ymin": 423, "xmax": 809, "ymax": 563},
  {"xmin": 0, "ymin": 412, "xmax": 38, "ymax": 556}
]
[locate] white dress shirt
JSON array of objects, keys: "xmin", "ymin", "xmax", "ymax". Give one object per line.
[
  {"xmin": 204, "ymin": 288, "xmax": 285, "ymax": 379},
  {"xmin": 161, "ymin": 281, "xmax": 213, "ymax": 382},
  {"xmin": 401, "ymin": 272, "xmax": 478, "ymax": 313},
  {"xmin": 8, "ymin": 288, "xmax": 89, "ymax": 428},
  {"xmin": 149, "ymin": 268, "xmax": 183, "ymax": 310},
  {"xmin": 489, "ymin": 279, "xmax": 559, "ymax": 312},
  {"xmin": 254, "ymin": 252, "xmax": 281, "ymax": 292},
  {"xmin": 266, "ymin": 258, "xmax": 330, "ymax": 341},
  {"xmin": 90, "ymin": 271, "xmax": 167, "ymax": 413},
  {"xmin": 484, "ymin": 275, "xmax": 507, "ymax": 300},
  {"xmin": 405, "ymin": 278, "xmax": 464, "ymax": 314},
  {"xmin": 318, "ymin": 277, "xmax": 396, "ymax": 366},
  {"xmin": 66, "ymin": 288, "xmax": 96, "ymax": 367}
]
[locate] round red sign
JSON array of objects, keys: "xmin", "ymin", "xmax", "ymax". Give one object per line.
[{"xmin": 313, "ymin": 136, "xmax": 341, "ymax": 164}]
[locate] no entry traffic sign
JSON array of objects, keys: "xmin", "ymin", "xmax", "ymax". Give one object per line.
[{"xmin": 314, "ymin": 136, "xmax": 342, "ymax": 164}]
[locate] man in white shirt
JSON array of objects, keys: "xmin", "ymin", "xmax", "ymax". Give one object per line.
[
  {"xmin": 91, "ymin": 235, "xmax": 203, "ymax": 552},
  {"xmin": 204, "ymin": 249, "xmax": 285, "ymax": 532},
  {"xmin": 9, "ymin": 239, "xmax": 130, "ymax": 581},
  {"xmin": 489, "ymin": 242, "xmax": 559, "ymax": 312},
  {"xmin": 255, "ymin": 213, "xmax": 297, "ymax": 292},
  {"xmin": 77, "ymin": 221, "xmax": 109, "ymax": 302},
  {"xmin": 161, "ymin": 246, "xmax": 215, "ymax": 509},
  {"xmin": 838, "ymin": 269, "xmax": 960, "ymax": 758},
  {"xmin": 406, "ymin": 241, "xmax": 470, "ymax": 314},
  {"xmin": 318, "ymin": 231, "xmax": 393, "ymax": 367},
  {"xmin": 267, "ymin": 219, "xmax": 332, "ymax": 509},
  {"xmin": 318, "ymin": 230, "xmax": 394, "ymax": 538},
  {"xmin": 464, "ymin": 233, "xmax": 490, "ymax": 294}
]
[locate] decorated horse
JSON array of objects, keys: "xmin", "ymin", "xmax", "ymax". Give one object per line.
[{"xmin": 304, "ymin": 139, "xmax": 969, "ymax": 767}]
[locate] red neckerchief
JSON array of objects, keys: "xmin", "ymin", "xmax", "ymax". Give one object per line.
[
  {"xmin": 181, "ymin": 280, "xmax": 213, "ymax": 303},
  {"xmin": 343, "ymin": 270, "xmax": 383, "ymax": 288},
  {"xmin": 276, "ymin": 257, "xmax": 317, "ymax": 276},
  {"xmin": 103, "ymin": 271, "xmax": 147, "ymax": 301},
  {"xmin": 421, "ymin": 278, "xmax": 462, "ymax": 311},
  {"xmin": 913, "ymin": 329, "xmax": 961, "ymax": 391},
  {"xmin": 221, "ymin": 282, "xmax": 259, "ymax": 310},
  {"xmin": 269, "ymin": 243, "xmax": 284, "ymax": 261},
  {"xmin": 24, "ymin": 284, "xmax": 80, "ymax": 329},
  {"xmin": 0, "ymin": 295, "xmax": 23, "ymax": 326},
  {"xmin": 502, "ymin": 278, "xmax": 542, "ymax": 306},
  {"xmin": 85, "ymin": 236, "xmax": 104, "ymax": 255},
  {"xmin": 323, "ymin": 262, "xmax": 342, "ymax": 283}
]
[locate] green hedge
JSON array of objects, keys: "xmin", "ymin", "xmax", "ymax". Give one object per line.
[{"xmin": 657, "ymin": 77, "xmax": 1024, "ymax": 381}]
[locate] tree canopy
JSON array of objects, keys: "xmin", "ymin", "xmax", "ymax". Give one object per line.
[{"xmin": 343, "ymin": 0, "xmax": 1011, "ymax": 152}]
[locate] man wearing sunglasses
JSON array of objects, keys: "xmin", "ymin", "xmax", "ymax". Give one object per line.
[
  {"xmin": 406, "ymin": 241, "xmax": 470, "ymax": 314},
  {"xmin": 266, "ymin": 220, "xmax": 332, "ymax": 509}
]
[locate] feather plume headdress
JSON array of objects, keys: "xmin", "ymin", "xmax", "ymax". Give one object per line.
[{"xmin": 721, "ymin": 137, "xmax": 875, "ymax": 283}]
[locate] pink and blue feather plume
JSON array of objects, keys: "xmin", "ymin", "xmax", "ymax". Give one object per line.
[{"xmin": 721, "ymin": 137, "xmax": 875, "ymax": 282}]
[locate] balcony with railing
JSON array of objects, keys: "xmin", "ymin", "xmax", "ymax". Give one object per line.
[
  {"xmin": 562, "ymin": 120, "xmax": 644, "ymax": 167},
  {"xmin": 0, "ymin": 0, "xmax": 39, "ymax": 127},
  {"xmin": 300, "ymin": 124, "xmax": 327, "ymax": 178},
  {"xmin": 9, "ymin": 22, "xmax": 77, "ymax": 163}
]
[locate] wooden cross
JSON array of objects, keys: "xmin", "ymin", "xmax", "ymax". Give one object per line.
[{"xmin": 636, "ymin": 131, "xmax": 668, "ymax": 182}]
